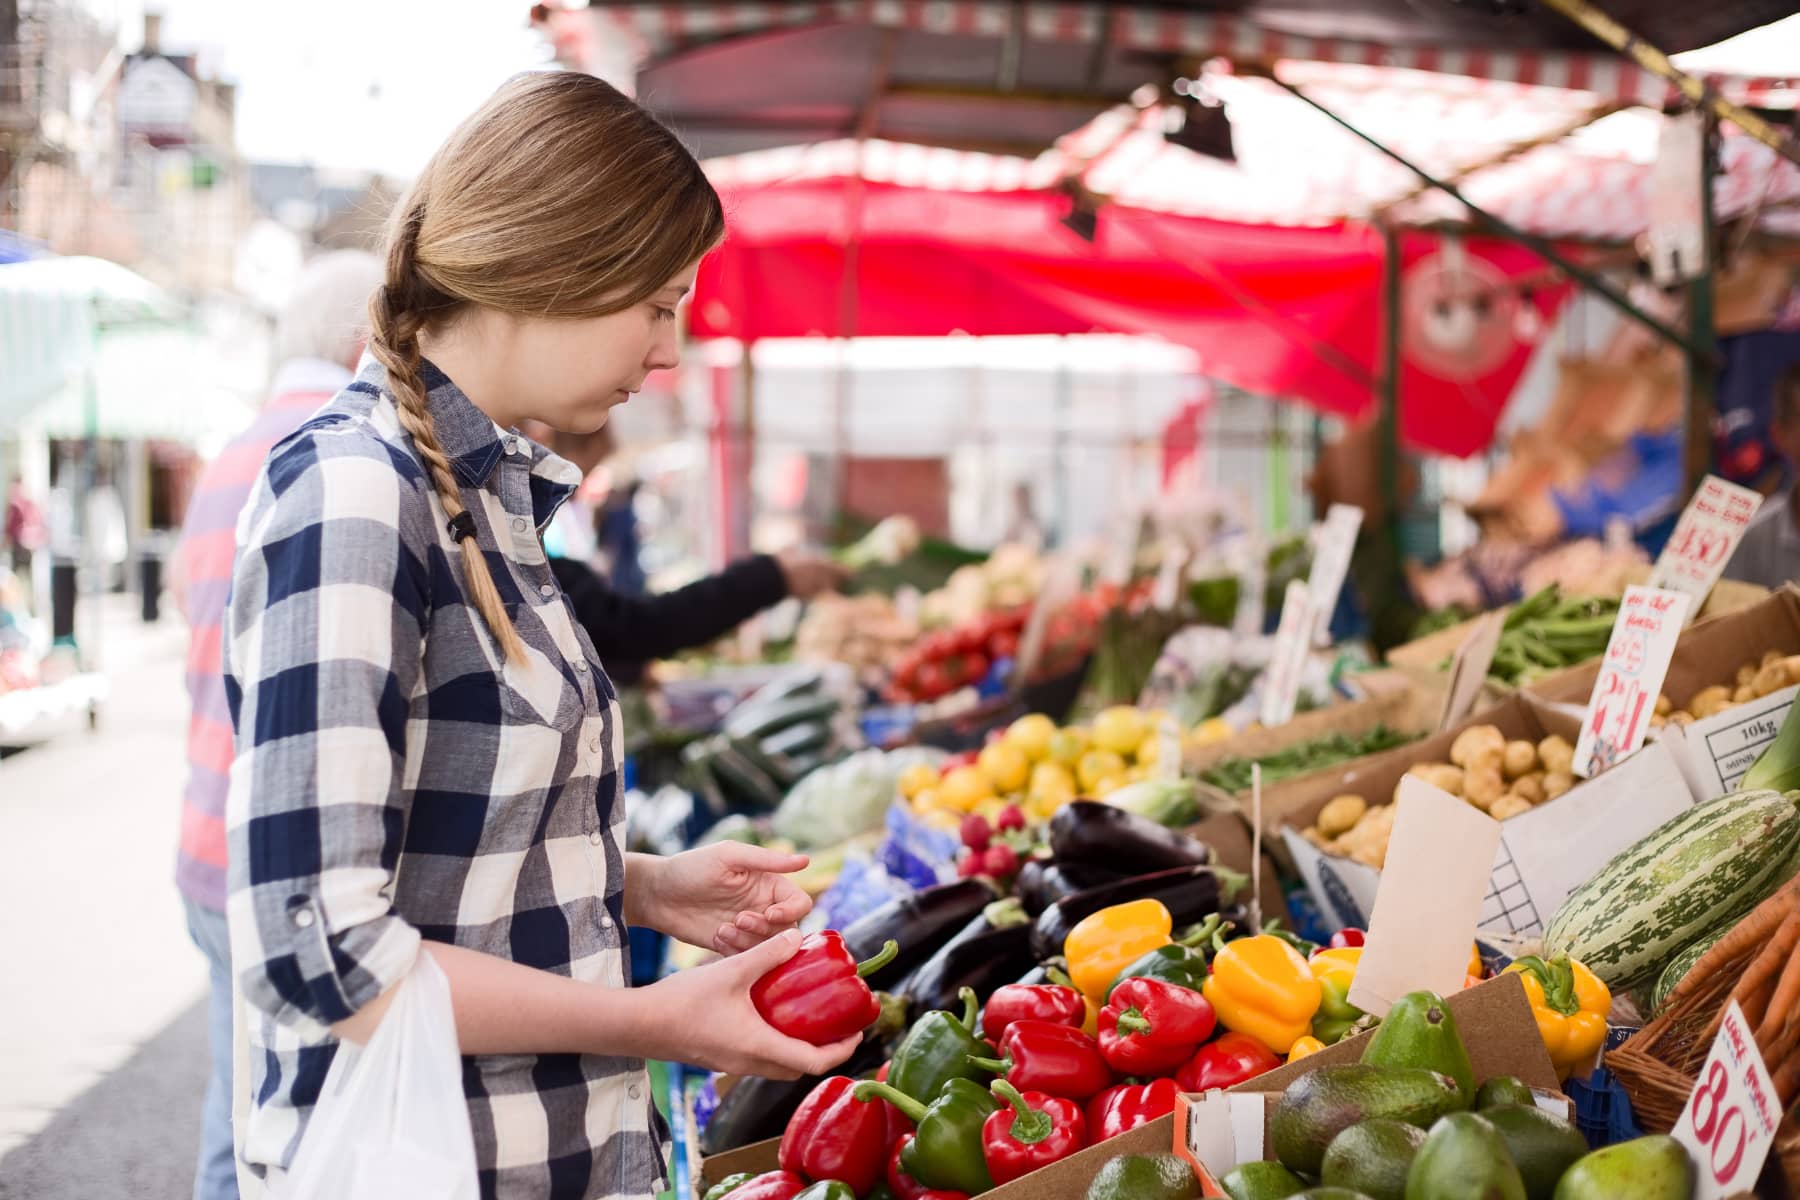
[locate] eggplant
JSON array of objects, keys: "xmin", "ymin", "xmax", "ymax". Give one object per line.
[
  {"xmin": 1016, "ymin": 860, "xmax": 1128, "ymax": 915},
  {"xmin": 1030, "ymin": 864, "xmax": 1248, "ymax": 960},
  {"xmin": 1048, "ymin": 801, "xmax": 1213, "ymax": 877},
  {"xmin": 698, "ymin": 1032, "xmax": 890, "ymax": 1155},
  {"xmin": 841, "ymin": 878, "xmax": 1001, "ymax": 992},
  {"xmin": 895, "ymin": 899, "xmax": 1039, "ymax": 1014}
]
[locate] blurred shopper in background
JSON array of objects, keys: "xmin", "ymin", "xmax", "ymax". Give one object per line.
[
  {"xmin": 521, "ymin": 419, "xmax": 849, "ymax": 685},
  {"xmin": 3, "ymin": 477, "xmax": 45, "ymax": 589},
  {"xmin": 1726, "ymin": 363, "xmax": 1800, "ymax": 590},
  {"xmin": 170, "ymin": 249, "xmax": 384, "ymax": 1200}
]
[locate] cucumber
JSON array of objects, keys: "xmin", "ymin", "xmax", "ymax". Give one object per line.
[
  {"xmin": 1544, "ymin": 789, "xmax": 1800, "ymax": 991},
  {"xmin": 759, "ymin": 719, "xmax": 833, "ymax": 759},
  {"xmin": 738, "ymin": 670, "xmax": 823, "ymax": 712},
  {"xmin": 707, "ymin": 739, "xmax": 785, "ymax": 810},
  {"xmin": 724, "ymin": 694, "xmax": 839, "ymax": 741},
  {"xmin": 731, "ymin": 735, "xmax": 798, "ymax": 790},
  {"xmin": 1648, "ymin": 928, "xmax": 1728, "ymax": 1014}
]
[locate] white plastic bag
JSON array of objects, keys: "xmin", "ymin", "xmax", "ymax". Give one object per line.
[{"xmin": 269, "ymin": 950, "xmax": 479, "ymax": 1200}]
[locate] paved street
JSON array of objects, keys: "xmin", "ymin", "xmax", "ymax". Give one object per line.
[{"xmin": 0, "ymin": 597, "xmax": 211, "ymax": 1198}]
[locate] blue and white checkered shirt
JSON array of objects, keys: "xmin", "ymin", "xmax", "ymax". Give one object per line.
[{"xmin": 224, "ymin": 357, "xmax": 668, "ymax": 1199}]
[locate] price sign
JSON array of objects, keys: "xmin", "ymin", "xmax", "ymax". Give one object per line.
[
  {"xmin": 1672, "ymin": 1000, "xmax": 1781, "ymax": 1199},
  {"xmin": 1260, "ymin": 580, "xmax": 1314, "ymax": 729},
  {"xmin": 1649, "ymin": 476, "xmax": 1763, "ymax": 623},
  {"xmin": 1307, "ymin": 504, "xmax": 1363, "ymax": 647},
  {"xmin": 1572, "ymin": 585, "xmax": 1691, "ymax": 778}
]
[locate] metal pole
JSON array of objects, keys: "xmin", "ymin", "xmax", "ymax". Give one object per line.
[
  {"xmin": 1535, "ymin": 0, "xmax": 1800, "ymax": 168},
  {"xmin": 1272, "ymin": 78, "xmax": 1710, "ymax": 362},
  {"xmin": 1685, "ymin": 113, "xmax": 1719, "ymax": 494}
]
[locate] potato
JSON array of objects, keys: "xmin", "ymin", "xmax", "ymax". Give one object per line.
[
  {"xmin": 1450, "ymin": 725, "xmax": 1507, "ymax": 770},
  {"xmin": 1737, "ymin": 664, "xmax": 1758, "ymax": 689},
  {"xmin": 1689, "ymin": 685, "xmax": 1733, "ymax": 719},
  {"xmin": 1733, "ymin": 684, "xmax": 1755, "ymax": 705},
  {"xmin": 1317, "ymin": 793, "xmax": 1368, "ymax": 839},
  {"xmin": 1338, "ymin": 803, "xmax": 1396, "ymax": 869},
  {"xmin": 1502, "ymin": 740, "xmax": 1539, "ymax": 780},
  {"xmin": 1537, "ymin": 735, "xmax": 1575, "ymax": 777},
  {"xmin": 1654, "ymin": 693, "xmax": 1673, "ymax": 717},
  {"xmin": 1753, "ymin": 660, "xmax": 1791, "ymax": 698},
  {"xmin": 1302, "ymin": 826, "xmax": 1333, "ymax": 851},
  {"xmin": 1405, "ymin": 762, "xmax": 1465, "ymax": 798},
  {"xmin": 1763, "ymin": 649, "xmax": 1785, "ymax": 669},
  {"xmin": 1489, "ymin": 794, "xmax": 1533, "ymax": 821},
  {"xmin": 1780, "ymin": 655, "xmax": 1800, "ymax": 688},
  {"xmin": 1650, "ymin": 712, "xmax": 1667, "ymax": 729},
  {"xmin": 1668, "ymin": 711, "xmax": 1694, "ymax": 726},
  {"xmin": 1463, "ymin": 763, "xmax": 1506, "ymax": 812},
  {"xmin": 1543, "ymin": 770, "xmax": 1575, "ymax": 801},
  {"xmin": 1513, "ymin": 772, "xmax": 1547, "ymax": 805}
]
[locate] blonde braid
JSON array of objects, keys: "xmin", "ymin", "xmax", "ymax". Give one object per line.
[{"xmin": 368, "ymin": 205, "xmax": 526, "ymax": 662}]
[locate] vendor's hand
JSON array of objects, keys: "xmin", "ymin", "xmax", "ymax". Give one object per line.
[
  {"xmin": 632, "ymin": 931, "xmax": 861, "ymax": 1078},
  {"xmin": 776, "ymin": 550, "xmax": 851, "ymax": 600},
  {"xmin": 631, "ymin": 844, "xmax": 813, "ymax": 955}
]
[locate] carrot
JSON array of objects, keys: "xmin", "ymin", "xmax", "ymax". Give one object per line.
[
  {"xmin": 1754, "ymin": 939, "xmax": 1800, "ymax": 1052},
  {"xmin": 1774, "ymin": 1051, "xmax": 1800, "ymax": 1107},
  {"xmin": 1732, "ymin": 910, "xmax": 1800, "ymax": 1018},
  {"xmin": 1735, "ymin": 974, "xmax": 1777, "ymax": 1037},
  {"xmin": 1675, "ymin": 888, "xmax": 1799, "ymax": 1009}
]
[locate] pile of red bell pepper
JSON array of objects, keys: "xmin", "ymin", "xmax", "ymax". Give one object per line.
[{"xmin": 887, "ymin": 609, "xmax": 1029, "ymax": 703}]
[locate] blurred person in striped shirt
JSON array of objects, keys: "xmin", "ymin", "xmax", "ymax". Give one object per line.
[{"xmin": 171, "ymin": 249, "xmax": 384, "ymax": 1200}]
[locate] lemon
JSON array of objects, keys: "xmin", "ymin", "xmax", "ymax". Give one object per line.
[
  {"xmin": 1188, "ymin": 716, "xmax": 1234, "ymax": 747},
  {"xmin": 1092, "ymin": 773, "xmax": 1127, "ymax": 798},
  {"xmin": 939, "ymin": 765, "xmax": 996, "ymax": 811},
  {"xmin": 1135, "ymin": 733, "xmax": 1162, "ymax": 766},
  {"xmin": 898, "ymin": 762, "xmax": 942, "ymax": 800},
  {"xmin": 1028, "ymin": 761, "xmax": 1076, "ymax": 796},
  {"xmin": 1026, "ymin": 787, "xmax": 1074, "ymax": 821},
  {"xmin": 1125, "ymin": 764, "xmax": 1150, "ymax": 784},
  {"xmin": 912, "ymin": 787, "xmax": 955, "ymax": 814},
  {"xmin": 1003, "ymin": 713, "xmax": 1057, "ymax": 761},
  {"xmin": 917, "ymin": 807, "xmax": 964, "ymax": 833},
  {"xmin": 1092, "ymin": 706, "xmax": 1148, "ymax": 756},
  {"xmin": 974, "ymin": 797, "xmax": 1008, "ymax": 824},
  {"xmin": 1046, "ymin": 728, "xmax": 1090, "ymax": 767},
  {"xmin": 1077, "ymin": 748, "xmax": 1127, "ymax": 792},
  {"xmin": 978, "ymin": 743, "xmax": 1031, "ymax": 793}
]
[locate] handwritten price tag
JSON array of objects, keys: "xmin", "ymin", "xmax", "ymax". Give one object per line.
[
  {"xmin": 1573, "ymin": 585, "xmax": 1691, "ymax": 778},
  {"xmin": 1260, "ymin": 580, "xmax": 1314, "ymax": 729},
  {"xmin": 1672, "ymin": 1000, "xmax": 1780, "ymax": 1199},
  {"xmin": 1649, "ymin": 475, "xmax": 1763, "ymax": 623},
  {"xmin": 1307, "ymin": 504, "xmax": 1363, "ymax": 646}
]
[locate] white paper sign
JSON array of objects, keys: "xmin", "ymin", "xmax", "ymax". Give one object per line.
[
  {"xmin": 1649, "ymin": 476, "xmax": 1764, "ymax": 622},
  {"xmin": 1260, "ymin": 581, "xmax": 1315, "ymax": 728},
  {"xmin": 1348, "ymin": 778, "xmax": 1502, "ymax": 1016},
  {"xmin": 1179, "ymin": 1091, "xmax": 1268, "ymax": 1177},
  {"xmin": 1672, "ymin": 1000, "xmax": 1781, "ymax": 1199},
  {"xmin": 1307, "ymin": 504, "xmax": 1364, "ymax": 646},
  {"xmin": 1573, "ymin": 586, "xmax": 1692, "ymax": 779}
]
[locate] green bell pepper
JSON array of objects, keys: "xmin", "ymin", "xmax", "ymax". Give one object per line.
[
  {"xmin": 854, "ymin": 1077, "xmax": 1000, "ymax": 1196},
  {"xmin": 703, "ymin": 1174, "xmax": 756, "ymax": 1200},
  {"xmin": 1309, "ymin": 949, "xmax": 1364, "ymax": 1046},
  {"xmin": 886, "ymin": 986, "xmax": 995, "ymax": 1105},
  {"xmin": 1104, "ymin": 916, "xmax": 1223, "ymax": 1001},
  {"xmin": 792, "ymin": 1183, "xmax": 857, "ymax": 1200}
]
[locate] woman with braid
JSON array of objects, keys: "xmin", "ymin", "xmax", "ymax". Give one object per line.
[{"xmin": 223, "ymin": 73, "xmax": 857, "ymax": 1199}]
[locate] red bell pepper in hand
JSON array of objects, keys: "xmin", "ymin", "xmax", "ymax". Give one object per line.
[
  {"xmin": 778, "ymin": 1076, "xmax": 900, "ymax": 1194},
  {"xmin": 968, "ymin": 1019, "xmax": 1113, "ymax": 1101},
  {"xmin": 1175, "ymin": 1031, "xmax": 1283, "ymax": 1093},
  {"xmin": 718, "ymin": 1172, "xmax": 808, "ymax": 1200},
  {"xmin": 980, "ymin": 1081, "xmax": 1088, "ymax": 1185},
  {"xmin": 1084, "ymin": 1078, "xmax": 1180, "ymax": 1141},
  {"xmin": 1097, "ymin": 978, "xmax": 1217, "ymax": 1076},
  {"xmin": 886, "ymin": 1135, "xmax": 972, "ymax": 1200},
  {"xmin": 982, "ymin": 984, "xmax": 1087, "ymax": 1044},
  {"xmin": 752, "ymin": 932, "xmax": 899, "ymax": 1045}
]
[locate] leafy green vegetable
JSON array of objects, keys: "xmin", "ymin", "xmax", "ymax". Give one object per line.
[{"xmin": 1199, "ymin": 725, "xmax": 1418, "ymax": 793}]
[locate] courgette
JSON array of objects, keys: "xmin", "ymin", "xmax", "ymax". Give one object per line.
[
  {"xmin": 1544, "ymin": 789, "xmax": 1800, "ymax": 991},
  {"xmin": 730, "ymin": 735, "xmax": 798, "ymax": 790},
  {"xmin": 706, "ymin": 738, "xmax": 785, "ymax": 810},
  {"xmin": 759, "ymin": 719, "xmax": 833, "ymax": 759},
  {"xmin": 1648, "ymin": 928, "xmax": 1728, "ymax": 1013},
  {"xmin": 724, "ymin": 693, "xmax": 840, "ymax": 741}
]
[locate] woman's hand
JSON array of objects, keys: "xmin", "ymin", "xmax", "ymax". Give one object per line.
[
  {"xmin": 628, "ymin": 931, "xmax": 861, "ymax": 1079},
  {"xmin": 628, "ymin": 844, "xmax": 813, "ymax": 955}
]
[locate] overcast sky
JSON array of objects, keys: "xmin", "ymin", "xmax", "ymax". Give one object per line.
[{"xmin": 88, "ymin": 4, "xmax": 1800, "ymax": 179}]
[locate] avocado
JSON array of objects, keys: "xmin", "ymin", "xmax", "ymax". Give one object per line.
[
  {"xmin": 1550, "ymin": 1135, "xmax": 1692, "ymax": 1200},
  {"xmin": 1405, "ymin": 1112, "xmax": 1527, "ymax": 1200},
  {"xmin": 1321, "ymin": 1118, "xmax": 1429, "ymax": 1200},
  {"xmin": 1480, "ymin": 1105, "xmax": 1589, "ymax": 1200},
  {"xmin": 1271, "ymin": 1065, "xmax": 1464, "ymax": 1177},
  {"xmin": 1474, "ymin": 1077, "xmax": 1536, "ymax": 1110},
  {"xmin": 1221, "ymin": 1161, "xmax": 1309, "ymax": 1200},
  {"xmin": 1084, "ymin": 1153, "xmax": 1201, "ymax": 1200},
  {"xmin": 1360, "ymin": 991, "xmax": 1476, "ymax": 1106}
]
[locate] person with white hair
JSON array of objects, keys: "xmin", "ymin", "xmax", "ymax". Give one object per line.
[{"xmin": 170, "ymin": 248, "xmax": 384, "ymax": 1200}]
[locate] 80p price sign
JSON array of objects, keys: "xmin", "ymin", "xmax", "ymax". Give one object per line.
[{"xmin": 1672, "ymin": 1000, "xmax": 1781, "ymax": 1199}]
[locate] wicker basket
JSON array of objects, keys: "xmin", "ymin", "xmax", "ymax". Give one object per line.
[{"xmin": 1607, "ymin": 877, "xmax": 1800, "ymax": 1196}]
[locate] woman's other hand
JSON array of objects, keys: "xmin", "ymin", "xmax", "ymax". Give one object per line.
[
  {"xmin": 775, "ymin": 550, "xmax": 851, "ymax": 600},
  {"xmin": 630, "ymin": 930, "xmax": 861, "ymax": 1078},
  {"xmin": 629, "ymin": 843, "xmax": 813, "ymax": 955}
]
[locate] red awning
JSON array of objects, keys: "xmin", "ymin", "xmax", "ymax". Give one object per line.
[{"xmin": 693, "ymin": 147, "xmax": 1569, "ymax": 457}]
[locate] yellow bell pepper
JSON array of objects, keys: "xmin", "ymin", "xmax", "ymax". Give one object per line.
[
  {"xmin": 1064, "ymin": 899, "xmax": 1172, "ymax": 1003},
  {"xmin": 1202, "ymin": 934, "xmax": 1322, "ymax": 1055},
  {"xmin": 1504, "ymin": 955, "xmax": 1610, "ymax": 1080},
  {"xmin": 1287, "ymin": 1035, "xmax": 1326, "ymax": 1063},
  {"xmin": 1308, "ymin": 947, "xmax": 1363, "ymax": 1044}
]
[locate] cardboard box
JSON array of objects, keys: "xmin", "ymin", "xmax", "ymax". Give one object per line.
[
  {"xmin": 1183, "ymin": 686, "xmax": 1435, "ymax": 778},
  {"xmin": 1187, "ymin": 810, "xmax": 1292, "ymax": 929},
  {"xmin": 1274, "ymin": 694, "xmax": 1699, "ymax": 936},
  {"xmin": 1176, "ymin": 973, "xmax": 1560, "ymax": 1179}
]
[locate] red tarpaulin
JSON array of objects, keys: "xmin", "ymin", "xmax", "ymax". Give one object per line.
[{"xmin": 693, "ymin": 165, "xmax": 1567, "ymax": 458}]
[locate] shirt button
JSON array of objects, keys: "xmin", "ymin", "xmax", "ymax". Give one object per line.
[
  {"xmin": 511, "ymin": 517, "xmax": 527, "ymax": 533},
  {"xmin": 575, "ymin": 660, "xmax": 589, "ymax": 673},
  {"xmin": 539, "ymin": 583, "xmax": 555, "ymax": 598},
  {"xmin": 601, "ymin": 913, "xmax": 616, "ymax": 929},
  {"xmin": 628, "ymin": 1083, "xmax": 643, "ymax": 1101},
  {"xmin": 588, "ymin": 734, "xmax": 601, "ymax": 752},
  {"xmin": 589, "ymin": 829, "xmax": 603, "ymax": 845},
  {"xmin": 291, "ymin": 908, "xmax": 315, "ymax": 929}
]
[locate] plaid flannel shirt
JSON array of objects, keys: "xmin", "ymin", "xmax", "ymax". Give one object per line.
[{"xmin": 224, "ymin": 358, "xmax": 668, "ymax": 1200}]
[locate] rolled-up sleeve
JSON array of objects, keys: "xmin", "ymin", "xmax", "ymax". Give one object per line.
[{"xmin": 223, "ymin": 428, "xmax": 432, "ymax": 1037}]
